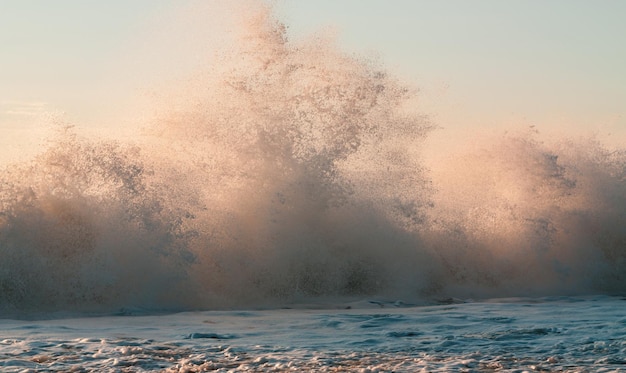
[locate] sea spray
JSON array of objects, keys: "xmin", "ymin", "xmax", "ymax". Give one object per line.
[
  {"xmin": 0, "ymin": 127, "xmax": 198, "ymax": 314},
  {"xmin": 0, "ymin": 3, "xmax": 435, "ymax": 313},
  {"xmin": 0, "ymin": 2, "xmax": 624, "ymax": 315},
  {"xmin": 426, "ymin": 131, "xmax": 626, "ymax": 298},
  {"xmin": 145, "ymin": 4, "xmax": 438, "ymax": 306}
]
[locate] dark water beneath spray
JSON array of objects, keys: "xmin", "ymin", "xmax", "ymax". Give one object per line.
[{"xmin": 0, "ymin": 3, "xmax": 624, "ymax": 316}]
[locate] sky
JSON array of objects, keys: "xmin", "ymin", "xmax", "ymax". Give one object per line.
[{"xmin": 1, "ymin": 0, "xmax": 625, "ymax": 163}]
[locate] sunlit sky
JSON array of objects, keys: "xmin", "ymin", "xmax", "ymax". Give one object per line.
[{"xmin": 1, "ymin": 0, "xmax": 625, "ymax": 163}]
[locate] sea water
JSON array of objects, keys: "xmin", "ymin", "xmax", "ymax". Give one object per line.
[
  {"xmin": 1, "ymin": 2, "xmax": 624, "ymax": 371},
  {"xmin": 1, "ymin": 296, "xmax": 624, "ymax": 372}
]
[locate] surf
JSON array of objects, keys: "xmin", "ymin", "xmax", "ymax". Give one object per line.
[{"xmin": 0, "ymin": 1, "xmax": 624, "ymax": 316}]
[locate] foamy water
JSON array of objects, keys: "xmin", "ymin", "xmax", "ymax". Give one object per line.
[
  {"xmin": 0, "ymin": 2, "xmax": 624, "ymax": 370},
  {"xmin": 1, "ymin": 296, "xmax": 624, "ymax": 372}
]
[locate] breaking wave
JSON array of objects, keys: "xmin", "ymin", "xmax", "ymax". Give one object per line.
[{"xmin": 0, "ymin": 2, "xmax": 624, "ymax": 315}]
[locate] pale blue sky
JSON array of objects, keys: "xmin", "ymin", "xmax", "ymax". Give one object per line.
[{"xmin": 1, "ymin": 0, "xmax": 625, "ymax": 162}]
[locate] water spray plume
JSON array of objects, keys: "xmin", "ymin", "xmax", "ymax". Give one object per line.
[{"xmin": 0, "ymin": 2, "xmax": 624, "ymax": 315}]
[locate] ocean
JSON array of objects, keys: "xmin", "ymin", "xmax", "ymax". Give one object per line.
[
  {"xmin": 0, "ymin": 2, "xmax": 624, "ymax": 371},
  {"xmin": 1, "ymin": 296, "xmax": 625, "ymax": 372}
]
